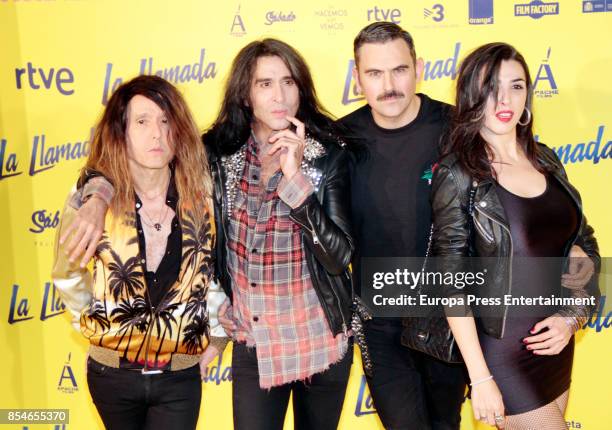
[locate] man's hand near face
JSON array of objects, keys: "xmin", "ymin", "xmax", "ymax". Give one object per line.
[{"xmin": 267, "ymin": 116, "xmax": 306, "ymax": 180}]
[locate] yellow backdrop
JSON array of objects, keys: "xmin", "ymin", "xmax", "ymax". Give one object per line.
[{"xmin": 1, "ymin": 1, "xmax": 610, "ymax": 429}]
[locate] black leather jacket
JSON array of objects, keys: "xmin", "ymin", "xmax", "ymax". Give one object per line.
[
  {"xmin": 431, "ymin": 143, "xmax": 600, "ymax": 338},
  {"xmin": 205, "ymin": 137, "xmax": 354, "ymax": 337}
]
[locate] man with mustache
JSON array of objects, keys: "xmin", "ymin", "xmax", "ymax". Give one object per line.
[{"xmin": 340, "ymin": 22, "xmax": 466, "ymax": 430}]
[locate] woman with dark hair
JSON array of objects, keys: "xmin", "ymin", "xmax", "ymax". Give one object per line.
[
  {"xmin": 52, "ymin": 75, "xmax": 227, "ymax": 429},
  {"xmin": 431, "ymin": 43, "xmax": 599, "ymax": 429}
]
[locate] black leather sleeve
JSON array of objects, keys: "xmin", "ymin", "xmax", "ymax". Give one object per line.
[
  {"xmin": 554, "ymin": 154, "xmax": 600, "ymax": 271},
  {"xmin": 545, "ymin": 147, "xmax": 601, "ymax": 320},
  {"xmin": 289, "ymin": 148, "xmax": 354, "ymax": 275},
  {"xmin": 430, "ymin": 162, "xmax": 473, "ymax": 314},
  {"xmin": 431, "ymin": 163, "xmax": 470, "ymax": 258}
]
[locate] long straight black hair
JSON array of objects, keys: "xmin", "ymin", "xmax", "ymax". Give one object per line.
[{"xmin": 204, "ymin": 38, "xmax": 346, "ymax": 155}]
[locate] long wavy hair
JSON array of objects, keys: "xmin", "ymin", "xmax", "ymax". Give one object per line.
[
  {"xmin": 83, "ymin": 75, "xmax": 212, "ymax": 225},
  {"xmin": 204, "ymin": 38, "xmax": 346, "ymax": 154},
  {"xmin": 445, "ymin": 42, "xmax": 548, "ymax": 179}
]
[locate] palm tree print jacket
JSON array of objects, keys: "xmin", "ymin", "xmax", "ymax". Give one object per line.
[{"xmin": 52, "ymin": 189, "xmax": 227, "ymax": 371}]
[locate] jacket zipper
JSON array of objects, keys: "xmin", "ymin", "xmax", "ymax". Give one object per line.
[
  {"xmin": 290, "ymin": 209, "xmax": 348, "ymax": 335},
  {"xmin": 472, "ymin": 216, "xmax": 495, "ymax": 244},
  {"xmin": 474, "ymin": 206, "xmax": 513, "ymax": 338},
  {"xmin": 290, "ymin": 211, "xmax": 328, "ymax": 254}
]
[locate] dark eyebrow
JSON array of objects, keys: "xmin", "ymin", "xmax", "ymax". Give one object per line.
[
  {"xmin": 364, "ymin": 65, "xmax": 410, "ymax": 73},
  {"xmin": 511, "ymin": 78, "xmax": 526, "ymax": 83},
  {"xmin": 254, "ymin": 76, "xmax": 294, "ymax": 84},
  {"xmin": 254, "ymin": 78, "xmax": 272, "ymax": 85}
]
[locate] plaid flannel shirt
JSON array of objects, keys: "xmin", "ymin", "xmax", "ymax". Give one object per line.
[{"xmin": 227, "ymin": 135, "xmax": 348, "ymax": 389}]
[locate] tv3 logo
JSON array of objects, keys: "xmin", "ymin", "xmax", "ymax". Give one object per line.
[{"xmin": 424, "ymin": 4, "xmax": 445, "ymax": 21}]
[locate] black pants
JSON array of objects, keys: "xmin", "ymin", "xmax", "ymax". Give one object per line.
[
  {"xmin": 87, "ymin": 357, "xmax": 202, "ymax": 430},
  {"xmin": 232, "ymin": 342, "xmax": 353, "ymax": 430},
  {"xmin": 364, "ymin": 319, "xmax": 467, "ymax": 430}
]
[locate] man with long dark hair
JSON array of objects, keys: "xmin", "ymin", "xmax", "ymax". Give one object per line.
[
  {"xmin": 340, "ymin": 22, "xmax": 466, "ymax": 430},
  {"xmin": 206, "ymin": 39, "xmax": 354, "ymax": 430},
  {"xmin": 64, "ymin": 39, "xmax": 354, "ymax": 430}
]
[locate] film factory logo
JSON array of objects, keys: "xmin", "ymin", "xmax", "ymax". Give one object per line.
[{"xmin": 514, "ymin": 1, "xmax": 559, "ymax": 19}]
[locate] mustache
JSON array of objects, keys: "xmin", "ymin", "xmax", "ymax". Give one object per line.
[{"xmin": 377, "ymin": 91, "xmax": 405, "ymax": 101}]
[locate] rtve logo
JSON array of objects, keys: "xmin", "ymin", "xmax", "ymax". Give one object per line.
[{"xmin": 15, "ymin": 62, "xmax": 75, "ymax": 95}]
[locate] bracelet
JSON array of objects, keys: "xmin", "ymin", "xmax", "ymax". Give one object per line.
[
  {"xmin": 562, "ymin": 316, "xmax": 579, "ymax": 334},
  {"xmin": 470, "ymin": 375, "xmax": 493, "ymax": 387}
]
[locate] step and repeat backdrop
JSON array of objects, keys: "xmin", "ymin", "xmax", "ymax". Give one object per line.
[{"xmin": 1, "ymin": 1, "xmax": 610, "ymax": 429}]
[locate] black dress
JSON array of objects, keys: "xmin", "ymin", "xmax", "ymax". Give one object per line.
[{"xmin": 477, "ymin": 175, "xmax": 579, "ymax": 414}]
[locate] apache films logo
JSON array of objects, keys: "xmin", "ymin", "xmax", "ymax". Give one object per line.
[
  {"xmin": 583, "ymin": 0, "xmax": 612, "ymax": 13},
  {"xmin": 468, "ymin": 0, "xmax": 494, "ymax": 25},
  {"xmin": 514, "ymin": 1, "xmax": 559, "ymax": 19},
  {"xmin": 230, "ymin": 5, "xmax": 247, "ymax": 37},
  {"xmin": 57, "ymin": 353, "xmax": 78, "ymax": 394},
  {"xmin": 533, "ymin": 47, "xmax": 558, "ymax": 99}
]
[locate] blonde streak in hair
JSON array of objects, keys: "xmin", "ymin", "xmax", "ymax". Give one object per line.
[
  {"xmin": 176, "ymin": 141, "xmax": 205, "ymax": 225},
  {"xmin": 167, "ymin": 90, "xmax": 213, "ymax": 229},
  {"xmin": 185, "ymin": 149, "xmax": 210, "ymax": 223},
  {"xmin": 95, "ymin": 123, "xmax": 133, "ymax": 225}
]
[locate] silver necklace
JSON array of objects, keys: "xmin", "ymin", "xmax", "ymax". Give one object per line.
[
  {"xmin": 140, "ymin": 203, "xmax": 169, "ymax": 232},
  {"xmin": 135, "ymin": 176, "xmax": 170, "ymax": 232}
]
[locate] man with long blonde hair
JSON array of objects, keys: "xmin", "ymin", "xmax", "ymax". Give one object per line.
[{"xmin": 53, "ymin": 75, "xmax": 227, "ymax": 430}]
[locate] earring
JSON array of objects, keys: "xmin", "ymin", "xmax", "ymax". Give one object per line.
[{"xmin": 518, "ymin": 107, "xmax": 531, "ymax": 126}]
